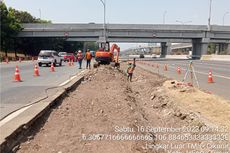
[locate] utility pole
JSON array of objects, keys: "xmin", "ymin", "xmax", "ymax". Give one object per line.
[
  {"xmin": 208, "ymin": 0, "xmax": 212, "ymax": 31},
  {"xmin": 39, "ymin": 9, "xmax": 41, "ymax": 19},
  {"xmin": 163, "ymin": 11, "xmax": 167, "ymax": 24},
  {"xmin": 100, "ymin": 0, "xmax": 106, "ymax": 42},
  {"xmin": 223, "ymin": 12, "xmax": 229, "ymax": 25}
]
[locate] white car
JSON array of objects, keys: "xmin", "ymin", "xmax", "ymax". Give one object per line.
[
  {"xmin": 151, "ymin": 54, "xmax": 157, "ymax": 58},
  {"xmin": 38, "ymin": 50, "xmax": 62, "ymax": 67},
  {"xmin": 58, "ymin": 52, "xmax": 67, "ymax": 61}
]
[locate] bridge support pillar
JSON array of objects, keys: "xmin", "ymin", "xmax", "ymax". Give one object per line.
[
  {"xmin": 192, "ymin": 39, "xmax": 208, "ymax": 59},
  {"xmin": 160, "ymin": 42, "xmax": 171, "ymax": 58},
  {"xmin": 227, "ymin": 44, "xmax": 230, "ymax": 55}
]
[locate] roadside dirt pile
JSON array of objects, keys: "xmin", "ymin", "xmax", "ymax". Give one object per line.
[
  {"xmin": 164, "ymin": 80, "xmax": 230, "ymax": 132},
  {"xmin": 16, "ymin": 65, "xmax": 229, "ymax": 153}
]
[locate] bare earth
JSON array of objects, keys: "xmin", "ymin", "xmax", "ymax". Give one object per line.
[{"xmin": 16, "ymin": 64, "xmax": 230, "ymax": 153}]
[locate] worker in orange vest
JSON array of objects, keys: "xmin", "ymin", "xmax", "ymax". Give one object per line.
[
  {"xmin": 85, "ymin": 49, "xmax": 92, "ymax": 69},
  {"xmin": 76, "ymin": 50, "xmax": 83, "ymax": 69},
  {"xmin": 127, "ymin": 60, "xmax": 136, "ymax": 82}
]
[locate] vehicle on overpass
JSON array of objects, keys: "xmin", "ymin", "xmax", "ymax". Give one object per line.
[
  {"xmin": 38, "ymin": 50, "xmax": 62, "ymax": 67},
  {"xmin": 94, "ymin": 42, "xmax": 120, "ymax": 67}
]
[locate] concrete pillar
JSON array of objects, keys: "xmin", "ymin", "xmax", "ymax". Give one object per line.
[
  {"xmin": 160, "ymin": 42, "xmax": 170, "ymax": 57},
  {"xmin": 192, "ymin": 39, "xmax": 208, "ymax": 59},
  {"xmin": 166, "ymin": 42, "xmax": 171, "ymax": 55},
  {"xmin": 227, "ymin": 44, "xmax": 230, "ymax": 55}
]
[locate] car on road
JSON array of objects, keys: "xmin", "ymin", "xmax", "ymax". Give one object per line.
[
  {"xmin": 139, "ymin": 54, "xmax": 145, "ymax": 58},
  {"xmin": 90, "ymin": 51, "xmax": 95, "ymax": 57},
  {"xmin": 63, "ymin": 53, "xmax": 75, "ymax": 62},
  {"xmin": 151, "ymin": 54, "xmax": 157, "ymax": 58},
  {"xmin": 38, "ymin": 50, "xmax": 62, "ymax": 67},
  {"xmin": 58, "ymin": 52, "xmax": 67, "ymax": 61}
]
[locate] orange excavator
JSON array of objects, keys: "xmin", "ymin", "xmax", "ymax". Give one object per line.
[{"xmin": 94, "ymin": 42, "xmax": 120, "ymax": 68}]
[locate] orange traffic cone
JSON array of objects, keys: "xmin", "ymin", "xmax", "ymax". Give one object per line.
[
  {"xmin": 14, "ymin": 65, "xmax": 21, "ymax": 82},
  {"xmin": 71, "ymin": 59, "xmax": 74, "ymax": 66},
  {"xmin": 5, "ymin": 57, "xmax": 9, "ymax": 64},
  {"xmin": 156, "ymin": 64, "xmax": 159, "ymax": 68},
  {"xmin": 50, "ymin": 63, "xmax": 55, "ymax": 72},
  {"xmin": 177, "ymin": 66, "xmax": 181, "ymax": 74},
  {"xmin": 164, "ymin": 64, "xmax": 168, "ymax": 71},
  {"xmin": 34, "ymin": 64, "xmax": 40, "ymax": 76},
  {"xmin": 208, "ymin": 70, "xmax": 214, "ymax": 83}
]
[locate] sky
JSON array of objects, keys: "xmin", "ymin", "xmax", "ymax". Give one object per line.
[{"xmin": 4, "ymin": 0, "xmax": 230, "ymax": 50}]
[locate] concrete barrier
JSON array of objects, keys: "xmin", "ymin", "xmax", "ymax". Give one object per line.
[
  {"xmin": 0, "ymin": 75, "xmax": 85, "ymax": 153},
  {"xmin": 165, "ymin": 55, "xmax": 189, "ymax": 59},
  {"xmin": 201, "ymin": 55, "xmax": 230, "ymax": 61}
]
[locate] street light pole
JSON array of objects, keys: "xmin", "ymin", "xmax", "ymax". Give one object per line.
[
  {"xmin": 39, "ymin": 9, "xmax": 41, "ymax": 19},
  {"xmin": 208, "ymin": 0, "xmax": 212, "ymax": 31},
  {"xmin": 100, "ymin": 0, "xmax": 106, "ymax": 42},
  {"xmin": 163, "ymin": 11, "xmax": 167, "ymax": 24},
  {"xmin": 223, "ymin": 12, "xmax": 229, "ymax": 25}
]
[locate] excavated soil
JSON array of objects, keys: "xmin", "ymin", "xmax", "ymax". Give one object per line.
[{"xmin": 16, "ymin": 64, "xmax": 229, "ymax": 153}]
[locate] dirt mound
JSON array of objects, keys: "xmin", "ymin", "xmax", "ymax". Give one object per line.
[{"xmin": 16, "ymin": 65, "xmax": 229, "ymax": 153}]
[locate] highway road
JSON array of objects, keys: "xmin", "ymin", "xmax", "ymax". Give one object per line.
[
  {"xmin": 0, "ymin": 61, "xmax": 86, "ymax": 120},
  {"xmin": 137, "ymin": 59, "xmax": 230, "ymax": 100}
]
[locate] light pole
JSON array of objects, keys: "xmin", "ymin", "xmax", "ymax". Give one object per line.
[
  {"xmin": 39, "ymin": 9, "xmax": 41, "ymax": 19},
  {"xmin": 223, "ymin": 12, "xmax": 229, "ymax": 25},
  {"xmin": 163, "ymin": 11, "xmax": 167, "ymax": 24},
  {"xmin": 99, "ymin": 0, "xmax": 106, "ymax": 42},
  {"xmin": 176, "ymin": 20, "xmax": 192, "ymax": 25},
  {"xmin": 208, "ymin": 0, "xmax": 212, "ymax": 31}
]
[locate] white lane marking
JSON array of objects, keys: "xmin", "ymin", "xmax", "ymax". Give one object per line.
[
  {"xmin": 168, "ymin": 65, "xmax": 230, "ymax": 80},
  {"xmin": 0, "ymin": 105, "xmax": 32, "ymax": 127},
  {"xmin": 58, "ymin": 75, "xmax": 77, "ymax": 86},
  {"xmin": 58, "ymin": 70, "xmax": 87, "ymax": 87}
]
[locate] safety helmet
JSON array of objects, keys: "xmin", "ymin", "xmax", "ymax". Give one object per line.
[{"xmin": 78, "ymin": 50, "xmax": 82, "ymax": 53}]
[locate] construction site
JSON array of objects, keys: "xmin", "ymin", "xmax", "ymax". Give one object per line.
[
  {"xmin": 1, "ymin": 1, "xmax": 230, "ymax": 152},
  {"xmin": 0, "ymin": 58, "xmax": 228, "ymax": 152}
]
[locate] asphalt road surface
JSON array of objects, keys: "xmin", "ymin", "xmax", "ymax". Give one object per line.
[
  {"xmin": 0, "ymin": 60, "xmax": 88, "ymax": 119},
  {"xmin": 137, "ymin": 59, "xmax": 230, "ymax": 100}
]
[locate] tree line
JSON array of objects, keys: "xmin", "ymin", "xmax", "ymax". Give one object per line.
[{"xmin": 0, "ymin": 1, "xmax": 97, "ymax": 59}]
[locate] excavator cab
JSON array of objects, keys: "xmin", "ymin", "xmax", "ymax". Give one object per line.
[{"xmin": 98, "ymin": 42, "xmax": 110, "ymax": 51}]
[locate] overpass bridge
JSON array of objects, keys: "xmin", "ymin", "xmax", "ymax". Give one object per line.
[{"xmin": 18, "ymin": 23, "xmax": 230, "ymax": 57}]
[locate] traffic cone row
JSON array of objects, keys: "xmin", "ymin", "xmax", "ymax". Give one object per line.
[
  {"xmin": 13, "ymin": 63, "xmax": 58, "ymax": 82},
  {"xmin": 139, "ymin": 61, "xmax": 215, "ymax": 84}
]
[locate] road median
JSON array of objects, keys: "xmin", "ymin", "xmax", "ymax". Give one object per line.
[{"xmin": 0, "ymin": 72, "xmax": 85, "ymax": 153}]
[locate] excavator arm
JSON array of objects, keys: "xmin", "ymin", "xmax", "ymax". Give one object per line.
[{"xmin": 110, "ymin": 44, "xmax": 120, "ymax": 63}]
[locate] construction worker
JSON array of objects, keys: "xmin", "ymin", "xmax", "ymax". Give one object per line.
[
  {"xmin": 85, "ymin": 49, "xmax": 92, "ymax": 69},
  {"xmin": 127, "ymin": 60, "xmax": 136, "ymax": 82},
  {"xmin": 76, "ymin": 50, "xmax": 83, "ymax": 69}
]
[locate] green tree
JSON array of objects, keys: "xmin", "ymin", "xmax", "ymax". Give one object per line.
[
  {"xmin": 9, "ymin": 7, "xmax": 51, "ymax": 23},
  {"xmin": 0, "ymin": 2, "xmax": 22, "ymax": 57}
]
